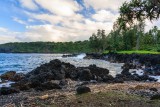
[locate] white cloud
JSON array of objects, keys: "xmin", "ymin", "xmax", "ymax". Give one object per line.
[
  {"xmin": 84, "ymin": 0, "xmax": 127, "ymax": 11},
  {"xmin": 145, "ymin": 19, "xmax": 160, "ymax": 32},
  {"xmin": 34, "ymin": 0, "xmax": 81, "ymax": 16},
  {"xmin": 13, "ymin": 17, "xmax": 27, "ymax": 25},
  {"xmin": 0, "ymin": 27, "xmax": 21, "ymax": 44},
  {"xmin": 19, "ymin": 0, "xmax": 38, "ymax": 10},
  {"xmin": 0, "ymin": 27, "xmax": 8, "ymax": 32},
  {"xmin": 92, "ymin": 10, "xmax": 118, "ymax": 22}
]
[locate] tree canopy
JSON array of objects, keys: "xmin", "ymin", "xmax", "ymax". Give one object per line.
[{"xmin": 117, "ymin": 0, "xmax": 160, "ymax": 30}]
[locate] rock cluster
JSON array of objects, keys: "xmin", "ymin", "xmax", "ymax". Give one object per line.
[{"xmin": 0, "ymin": 58, "xmax": 158, "ymax": 95}]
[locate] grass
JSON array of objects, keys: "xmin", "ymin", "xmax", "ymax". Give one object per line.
[
  {"xmin": 117, "ymin": 50, "xmax": 160, "ymax": 54},
  {"xmin": 51, "ymin": 91, "xmax": 160, "ymax": 107},
  {"xmin": 104, "ymin": 50, "xmax": 160, "ymax": 54}
]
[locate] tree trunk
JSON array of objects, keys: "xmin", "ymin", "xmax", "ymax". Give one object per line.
[{"xmin": 136, "ymin": 33, "xmax": 140, "ymax": 50}]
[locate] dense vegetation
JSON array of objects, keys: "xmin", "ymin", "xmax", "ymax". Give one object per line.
[
  {"xmin": 89, "ymin": 26, "xmax": 160, "ymax": 52},
  {"xmin": 0, "ymin": 41, "xmax": 92, "ymax": 53},
  {"xmin": 90, "ymin": 0, "xmax": 160, "ymax": 52}
]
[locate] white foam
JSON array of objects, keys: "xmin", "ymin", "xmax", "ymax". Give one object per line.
[
  {"xmin": 130, "ymin": 69, "xmax": 144, "ymax": 76},
  {"xmin": 150, "ymin": 76, "xmax": 160, "ymax": 82},
  {"xmin": 0, "ymin": 81, "xmax": 15, "ymax": 88},
  {"xmin": 130, "ymin": 69, "xmax": 160, "ymax": 82},
  {"xmin": 75, "ymin": 53, "xmax": 86, "ymax": 59}
]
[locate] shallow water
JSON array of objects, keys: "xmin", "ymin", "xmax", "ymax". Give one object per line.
[
  {"xmin": 0, "ymin": 53, "xmax": 159, "ymax": 85},
  {"xmin": 0, "ymin": 53, "xmax": 62, "ymax": 74},
  {"xmin": 0, "ymin": 53, "xmax": 123, "ymax": 76}
]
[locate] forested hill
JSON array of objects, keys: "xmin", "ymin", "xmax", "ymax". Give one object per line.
[{"xmin": 0, "ymin": 41, "xmax": 92, "ymax": 53}]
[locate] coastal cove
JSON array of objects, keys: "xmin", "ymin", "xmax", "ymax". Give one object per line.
[
  {"xmin": 0, "ymin": 53, "xmax": 160, "ymax": 106},
  {"xmin": 0, "ymin": 53, "xmax": 160, "ymax": 84},
  {"xmin": 0, "ymin": 53, "xmax": 123, "ymax": 82}
]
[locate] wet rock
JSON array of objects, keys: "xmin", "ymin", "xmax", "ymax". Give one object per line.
[
  {"xmin": 11, "ymin": 73, "xmax": 25, "ymax": 82},
  {"xmin": 0, "ymin": 87, "xmax": 19, "ymax": 95},
  {"xmin": 150, "ymin": 88, "xmax": 158, "ymax": 92},
  {"xmin": 30, "ymin": 79, "xmax": 41, "ymax": 88},
  {"xmin": 114, "ymin": 77, "xmax": 124, "ymax": 83},
  {"xmin": 102, "ymin": 75, "xmax": 114, "ymax": 82},
  {"xmin": 96, "ymin": 76, "xmax": 103, "ymax": 82},
  {"xmin": 77, "ymin": 64, "xmax": 110, "ymax": 82},
  {"xmin": 76, "ymin": 86, "xmax": 91, "ymax": 94},
  {"xmin": 0, "ymin": 71, "xmax": 16, "ymax": 81},
  {"xmin": 150, "ymin": 94, "xmax": 160, "ymax": 100},
  {"xmin": 84, "ymin": 53, "xmax": 104, "ymax": 59},
  {"xmin": 122, "ymin": 63, "xmax": 136, "ymax": 69},
  {"xmin": 29, "ymin": 72, "xmax": 55, "ymax": 83},
  {"xmin": 11, "ymin": 79, "xmax": 30, "ymax": 91},
  {"xmin": 121, "ymin": 68, "xmax": 131, "ymax": 76},
  {"xmin": 59, "ymin": 79, "xmax": 68, "ymax": 86},
  {"xmin": 79, "ymin": 69, "xmax": 92, "ymax": 81},
  {"xmin": 36, "ymin": 81, "xmax": 61, "ymax": 91}
]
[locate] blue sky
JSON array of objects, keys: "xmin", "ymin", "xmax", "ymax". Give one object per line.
[{"xmin": 0, "ymin": 0, "xmax": 159, "ymax": 44}]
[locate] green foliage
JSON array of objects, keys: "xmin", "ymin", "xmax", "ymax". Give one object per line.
[
  {"xmin": 119, "ymin": 0, "xmax": 160, "ymax": 26},
  {"xmin": 90, "ymin": 25, "xmax": 160, "ymax": 53},
  {"xmin": 89, "ymin": 29, "xmax": 107, "ymax": 52},
  {"xmin": 117, "ymin": 50, "xmax": 160, "ymax": 54},
  {"xmin": 0, "ymin": 41, "xmax": 92, "ymax": 53}
]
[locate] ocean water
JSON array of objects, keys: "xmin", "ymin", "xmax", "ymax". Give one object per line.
[
  {"xmin": 0, "ymin": 53, "xmax": 159, "ymax": 83},
  {"xmin": 0, "ymin": 53, "xmax": 62, "ymax": 74},
  {"xmin": 0, "ymin": 53, "xmax": 122, "ymax": 76}
]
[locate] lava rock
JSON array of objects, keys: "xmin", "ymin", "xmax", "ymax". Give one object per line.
[
  {"xmin": 150, "ymin": 88, "xmax": 158, "ymax": 92},
  {"xmin": 59, "ymin": 79, "xmax": 68, "ymax": 86},
  {"xmin": 36, "ymin": 81, "xmax": 61, "ymax": 91},
  {"xmin": 11, "ymin": 73, "xmax": 25, "ymax": 82},
  {"xmin": 11, "ymin": 79, "xmax": 30, "ymax": 91},
  {"xmin": 121, "ymin": 68, "xmax": 131, "ymax": 76},
  {"xmin": 102, "ymin": 75, "xmax": 114, "ymax": 82},
  {"xmin": 79, "ymin": 69, "xmax": 92, "ymax": 81},
  {"xmin": 0, "ymin": 71, "xmax": 16, "ymax": 81},
  {"xmin": 76, "ymin": 86, "xmax": 91, "ymax": 94},
  {"xmin": 0, "ymin": 87, "xmax": 19, "ymax": 95},
  {"xmin": 150, "ymin": 94, "xmax": 160, "ymax": 100}
]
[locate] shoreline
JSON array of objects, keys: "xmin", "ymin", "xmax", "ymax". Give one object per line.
[
  {"xmin": 0, "ymin": 53, "xmax": 160, "ymax": 106},
  {"xmin": 0, "ymin": 81, "xmax": 160, "ymax": 107}
]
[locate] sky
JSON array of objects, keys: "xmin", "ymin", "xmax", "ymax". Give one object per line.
[{"xmin": 0, "ymin": 0, "xmax": 160, "ymax": 44}]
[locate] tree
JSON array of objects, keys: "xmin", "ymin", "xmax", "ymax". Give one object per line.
[
  {"xmin": 119, "ymin": 0, "xmax": 160, "ymax": 26},
  {"xmin": 89, "ymin": 33, "xmax": 99, "ymax": 52},
  {"xmin": 89, "ymin": 30, "xmax": 107, "ymax": 52}
]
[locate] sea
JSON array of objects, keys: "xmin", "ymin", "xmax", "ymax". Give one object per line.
[{"xmin": 0, "ymin": 53, "xmax": 159, "ymax": 87}]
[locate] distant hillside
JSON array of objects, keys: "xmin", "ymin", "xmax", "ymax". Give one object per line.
[{"xmin": 0, "ymin": 41, "xmax": 92, "ymax": 53}]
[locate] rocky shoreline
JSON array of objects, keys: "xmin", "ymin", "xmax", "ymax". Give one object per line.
[{"xmin": 0, "ymin": 53, "xmax": 160, "ymax": 106}]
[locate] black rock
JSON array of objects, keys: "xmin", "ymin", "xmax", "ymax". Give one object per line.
[
  {"xmin": 150, "ymin": 94, "xmax": 160, "ymax": 100},
  {"xmin": 79, "ymin": 69, "xmax": 92, "ymax": 81},
  {"xmin": 59, "ymin": 79, "xmax": 68, "ymax": 86},
  {"xmin": 0, "ymin": 87, "xmax": 19, "ymax": 95},
  {"xmin": 11, "ymin": 73, "xmax": 25, "ymax": 82},
  {"xmin": 36, "ymin": 81, "xmax": 61, "ymax": 91},
  {"xmin": 121, "ymin": 68, "xmax": 131, "ymax": 76},
  {"xmin": 150, "ymin": 88, "xmax": 158, "ymax": 92},
  {"xmin": 76, "ymin": 86, "xmax": 91, "ymax": 94},
  {"xmin": 11, "ymin": 79, "xmax": 30, "ymax": 91},
  {"xmin": 0, "ymin": 71, "xmax": 16, "ymax": 81},
  {"xmin": 102, "ymin": 75, "xmax": 114, "ymax": 82}
]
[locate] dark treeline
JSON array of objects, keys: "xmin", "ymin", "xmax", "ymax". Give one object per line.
[
  {"xmin": 0, "ymin": 41, "xmax": 92, "ymax": 53},
  {"xmin": 0, "ymin": 25, "xmax": 160, "ymax": 53},
  {"xmin": 90, "ymin": 26, "xmax": 160, "ymax": 52}
]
